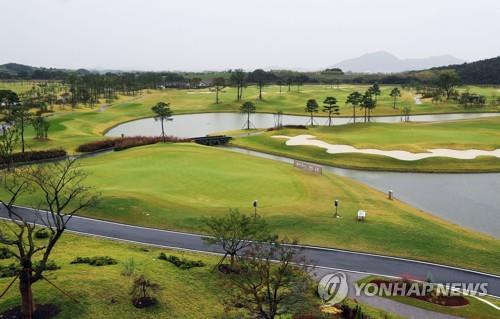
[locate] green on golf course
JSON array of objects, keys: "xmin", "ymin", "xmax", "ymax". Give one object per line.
[{"xmin": 6, "ymin": 143, "xmax": 499, "ymax": 274}]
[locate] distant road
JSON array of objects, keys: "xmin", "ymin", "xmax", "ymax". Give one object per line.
[{"xmin": 0, "ymin": 205, "xmax": 499, "ymax": 297}]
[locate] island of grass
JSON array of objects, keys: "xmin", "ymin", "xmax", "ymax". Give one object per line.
[
  {"xmin": 231, "ymin": 116, "xmax": 500, "ymax": 172},
  {"xmin": 4, "ymin": 143, "xmax": 499, "ymax": 274}
]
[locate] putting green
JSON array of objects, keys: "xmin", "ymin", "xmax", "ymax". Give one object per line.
[{"xmin": 11, "ymin": 143, "xmax": 498, "ymax": 274}]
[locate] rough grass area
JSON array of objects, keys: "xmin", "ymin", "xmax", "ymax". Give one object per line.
[
  {"xmin": 231, "ymin": 116, "xmax": 500, "ymax": 172},
  {"xmin": 4, "ymin": 143, "xmax": 499, "ymax": 274}
]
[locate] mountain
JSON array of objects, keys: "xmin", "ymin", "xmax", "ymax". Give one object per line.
[
  {"xmin": 333, "ymin": 51, "xmax": 464, "ymax": 73},
  {"xmin": 427, "ymin": 56, "xmax": 500, "ymax": 84}
]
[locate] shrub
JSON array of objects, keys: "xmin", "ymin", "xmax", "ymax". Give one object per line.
[
  {"xmin": 0, "ymin": 264, "xmax": 18, "ymax": 278},
  {"xmin": 35, "ymin": 228, "xmax": 50, "ymax": 239},
  {"xmin": 76, "ymin": 136, "xmax": 190, "ymax": 153},
  {"xmin": 0, "ymin": 149, "xmax": 67, "ymax": 165},
  {"xmin": 71, "ymin": 256, "xmax": 118, "ymax": 266},
  {"xmin": 158, "ymin": 252, "xmax": 205, "ymax": 269},
  {"xmin": 0, "ymin": 247, "xmax": 13, "ymax": 259},
  {"xmin": 130, "ymin": 275, "xmax": 160, "ymax": 308},
  {"xmin": 0, "ymin": 260, "xmax": 60, "ymax": 278},
  {"xmin": 267, "ymin": 125, "xmax": 308, "ymax": 131},
  {"xmin": 34, "ymin": 260, "xmax": 61, "ymax": 271},
  {"xmin": 122, "ymin": 258, "xmax": 136, "ymax": 276}
]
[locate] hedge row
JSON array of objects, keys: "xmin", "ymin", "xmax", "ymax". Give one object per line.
[
  {"xmin": 76, "ymin": 136, "xmax": 190, "ymax": 153},
  {"xmin": 0, "ymin": 149, "xmax": 67, "ymax": 165}
]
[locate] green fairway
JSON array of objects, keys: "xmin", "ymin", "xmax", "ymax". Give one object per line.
[
  {"xmin": 7, "ymin": 143, "xmax": 499, "ymax": 274},
  {"xmin": 231, "ymin": 116, "xmax": 500, "ymax": 172},
  {"xmin": 13, "ymin": 84, "xmax": 500, "ymax": 154}
]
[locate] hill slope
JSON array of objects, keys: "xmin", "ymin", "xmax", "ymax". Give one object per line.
[
  {"xmin": 430, "ymin": 56, "xmax": 500, "ymax": 84},
  {"xmin": 334, "ymin": 51, "xmax": 464, "ymax": 73}
]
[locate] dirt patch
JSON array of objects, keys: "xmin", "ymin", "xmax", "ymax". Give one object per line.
[
  {"xmin": 0, "ymin": 304, "xmax": 60, "ymax": 319},
  {"xmin": 132, "ymin": 297, "xmax": 157, "ymax": 309}
]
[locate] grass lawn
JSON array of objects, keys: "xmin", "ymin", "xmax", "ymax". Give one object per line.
[
  {"xmin": 14, "ymin": 84, "xmax": 500, "ymax": 154},
  {"xmin": 5, "ymin": 143, "xmax": 500, "ymax": 274},
  {"xmin": 357, "ymin": 276, "xmax": 500, "ymax": 319},
  {"xmin": 0, "ymin": 229, "xmax": 405, "ymax": 319},
  {"xmin": 0, "ymin": 231, "xmax": 234, "ymax": 319},
  {"xmin": 231, "ymin": 116, "xmax": 500, "ymax": 172}
]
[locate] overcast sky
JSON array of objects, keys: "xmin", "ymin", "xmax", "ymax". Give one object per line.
[{"xmin": 1, "ymin": 0, "xmax": 499, "ymax": 71}]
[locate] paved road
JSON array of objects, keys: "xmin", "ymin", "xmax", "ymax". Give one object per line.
[{"xmin": 1, "ymin": 205, "xmax": 499, "ymax": 298}]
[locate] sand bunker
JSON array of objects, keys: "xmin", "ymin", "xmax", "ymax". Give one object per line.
[{"xmin": 272, "ymin": 135, "xmax": 500, "ymax": 161}]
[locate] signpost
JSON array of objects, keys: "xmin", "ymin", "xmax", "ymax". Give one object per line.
[{"xmin": 293, "ymin": 160, "xmax": 322, "ymax": 175}]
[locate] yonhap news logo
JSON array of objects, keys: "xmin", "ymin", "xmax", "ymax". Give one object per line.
[{"xmin": 318, "ymin": 272, "xmax": 349, "ymax": 305}]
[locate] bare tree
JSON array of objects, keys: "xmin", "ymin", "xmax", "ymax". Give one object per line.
[
  {"xmin": 226, "ymin": 238, "xmax": 314, "ymax": 319},
  {"xmin": 0, "ymin": 159, "xmax": 98, "ymax": 318}
]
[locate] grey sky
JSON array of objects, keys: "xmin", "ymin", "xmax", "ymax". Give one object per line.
[{"xmin": 1, "ymin": 0, "xmax": 499, "ymax": 71}]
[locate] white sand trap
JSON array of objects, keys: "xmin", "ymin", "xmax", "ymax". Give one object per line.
[
  {"xmin": 414, "ymin": 96, "xmax": 422, "ymax": 104},
  {"xmin": 272, "ymin": 135, "xmax": 500, "ymax": 161}
]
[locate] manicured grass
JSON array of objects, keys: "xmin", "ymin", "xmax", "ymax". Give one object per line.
[
  {"xmin": 15, "ymin": 84, "xmax": 500, "ymax": 154},
  {"xmin": 0, "ymin": 230, "xmax": 239, "ymax": 318},
  {"xmin": 0, "ymin": 227, "xmax": 405, "ymax": 319},
  {"xmin": 357, "ymin": 276, "xmax": 500, "ymax": 319},
  {"xmin": 6, "ymin": 143, "xmax": 500, "ymax": 274},
  {"xmin": 231, "ymin": 117, "xmax": 500, "ymax": 172}
]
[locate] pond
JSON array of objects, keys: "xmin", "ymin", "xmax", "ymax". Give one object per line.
[
  {"xmin": 105, "ymin": 112, "xmax": 500, "ymax": 138},
  {"xmin": 106, "ymin": 112, "xmax": 500, "ymax": 238}
]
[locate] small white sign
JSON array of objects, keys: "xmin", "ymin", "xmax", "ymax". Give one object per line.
[{"xmin": 357, "ymin": 210, "xmax": 366, "ymax": 220}]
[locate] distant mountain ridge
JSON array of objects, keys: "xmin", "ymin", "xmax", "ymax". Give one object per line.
[{"xmin": 333, "ymin": 51, "xmax": 464, "ymax": 73}]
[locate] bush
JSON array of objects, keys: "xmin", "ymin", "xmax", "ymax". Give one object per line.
[
  {"xmin": 0, "ymin": 247, "xmax": 13, "ymax": 259},
  {"xmin": 76, "ymin": 136, "xmax": 190, "ymax": 153},
  {"xmin": 0, "ymin": 149, "xmax": 67, "ymax": 164},
  {"xmin": 158, "ymin": 252, "xmax": 205, "ymax": 269},
  {"xmin": 267, "ymin": 125, "xmax": 308, "ymax": 131},
  {"xmin": 0, "ymin": 260, "xmax": 60, "ymax": 278},
  {"xmin": 0, "ymin": 264, "xmax": 18, "ymax": 278},
  {"xmin": 35, "ymin": 228, "xmax": 50, "ymax": 239},
  {"xmin": 34, "ymin": 260, "xmax": 61, "ymax": 271},
  {"xmin": 122, "ymin": 258, "xmax": 136, "ymax": 276},
  {"xmin": 71, "ymin": 256, "xmax": 118, "ymax": 266}
]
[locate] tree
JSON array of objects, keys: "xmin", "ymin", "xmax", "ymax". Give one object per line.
[
  {"xmin": 249, "ymin": 69, "xmax": 270, "ymax": 100},
  {"xmin": 0, "ymin": 159, "xmax": 98, "ymax": 318},
  {"xmin": 189, "ymin": 77, "xmax": 202, "ymax": 89},
  {"xmin": 151, "ymin": 102, "xmax": 173, "ymax": 142},
  {"xmin": 240, "ymin": 101, "xmax": 256, "ymax": 130},
  {"xmin": 11, "ymin": 104, "xmax": 32, "ymax": 153},
  {"xmin": 130, "ymin": 275, "xmax": 161, "ymax": 308},
  {"xmin": 323, "ymin": 97, "xmax": 339, "ymax": 126},
  {"xmin": 226, "ymin": 238, "xmax": 313, "ymax": 319},
  {"xmin": 361, "ymin": 92, "xmax": 376, "ymax": 122},
  {"xmin": 0, "ymin": 90, "xmax": 20, "ymax": 118},
  {"xmin": 0, "ymin": 126, "xmax": 19, "ymax": 170},
  {"xmin": 202, "ymin": 210, "xmax": 270, "ymax": 269},
  {"xmin": 305, "ymin": 99, "xmax": 319, "ymax": 126},
  {"xmin": 389, "ymin": 87, "xmax": 401, "ymax": 109},
  {"xmin": 31, "ymin": 116, "xmax": 50, "ymax": 141},
  {"xmin": 402, "ymin": 106, "xmax": 411, "ymax": 122},
  {"xmin": 437, "ymin": 70, "xmax": 460, "ymax": 100},
  {"xmin": 230, "ymin": 69, "xmax": 246, "ymax": 101},
  {"xmin": 368, "ymin": 82, "xmax": 381, "ymax": 102},
  {"xmin": 212, "ymin": 77, "xmax": 226, "ymax": 104},
  {"xmin": 346, "ymin": 91, "xmax": 362, "ymax": 124}
]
